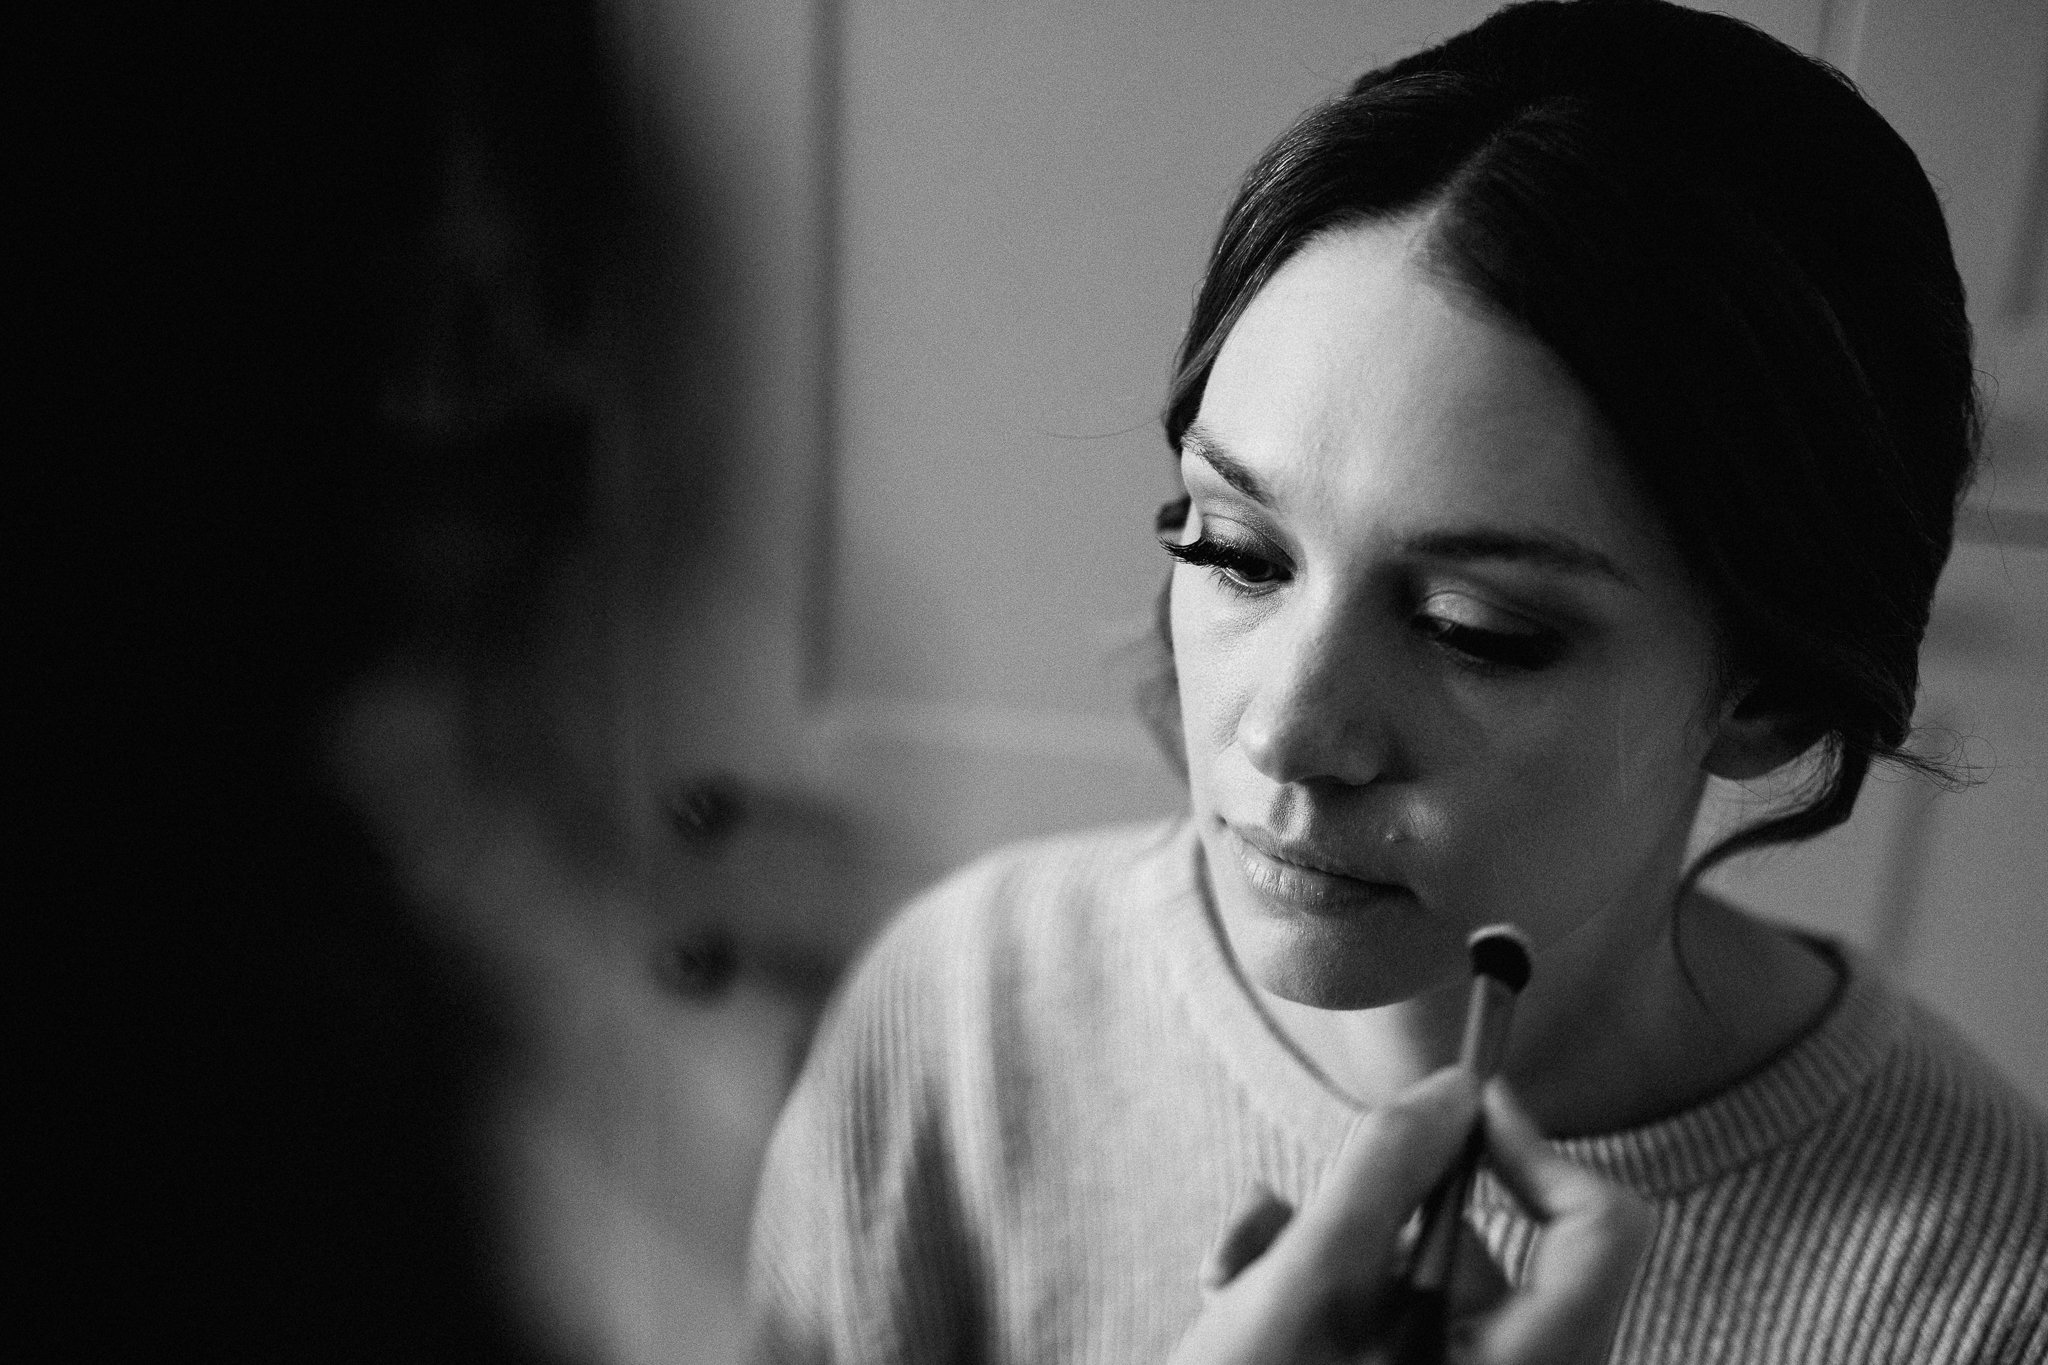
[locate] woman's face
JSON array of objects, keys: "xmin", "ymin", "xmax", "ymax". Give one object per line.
[{"xmin": 1171, "ymin": 219, "xmax": 1730, "ymax": 1010}]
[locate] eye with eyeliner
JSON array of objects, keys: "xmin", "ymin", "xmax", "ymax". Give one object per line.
[
  {"xmin": 1158, "ymin": 525, "xmax": 1290, "ymax": 593},
  {"xmin": 1412, "ymin": 591, "xmax": 1566, "ymax": 672},
  {"xmin": 1158, "ymin": 509, "xmax": 1572, "ymax": 671}
]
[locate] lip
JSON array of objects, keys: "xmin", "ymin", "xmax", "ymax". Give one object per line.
[{"xmin": 1224, "ymin": 823, "xmax": 1411, "ymax": 916}]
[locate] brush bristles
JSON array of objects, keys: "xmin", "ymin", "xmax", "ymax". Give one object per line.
[{"xmin": 1467, "ymin": 925, "xmax": 1533, "ymax": 994}]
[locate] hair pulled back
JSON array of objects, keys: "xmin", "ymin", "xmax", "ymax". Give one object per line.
[{"xmin": 1158, "ymin": 0, "xmax": 1978, "ymax": 877}]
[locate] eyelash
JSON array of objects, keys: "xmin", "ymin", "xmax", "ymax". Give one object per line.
[
  {"xmin": 1157, "ymin": 528, "xmax": 1565, "ymax": 673},
  {"xmin": 1413, "ymin": 615, "xmax": 1566, "ymax": 672},
  {"xmin": 1159, "ymin": 530, "xmax": 1288, "ymax": 591}
]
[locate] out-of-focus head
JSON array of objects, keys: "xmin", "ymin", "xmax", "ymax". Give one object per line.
[{"xmin": 1156, "ymin": 0, "xmax": 1976, "ymax": 880}]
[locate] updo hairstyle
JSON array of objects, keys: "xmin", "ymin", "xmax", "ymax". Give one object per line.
[{"xmin": 1152, "ymin": 0, "xmax": 1979, "ymax": 878}]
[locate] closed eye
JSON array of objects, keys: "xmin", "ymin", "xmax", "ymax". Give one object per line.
[
  {"xmin": 1160, "ymin": 531, "xmax": 1289, "ymax": 593},
  {"xmin": 1414, "ymin": 614, "xmax": 1565, "ymax": 671}
]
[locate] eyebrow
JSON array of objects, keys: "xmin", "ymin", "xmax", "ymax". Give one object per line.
[
  {"xmin": 1401, "ymin": 529, "xmax": 1640, "ymax": 590},
  {"xmin": 1178, "ymin": 421, "xmax": 1639, "ymax": 590},
  {"xmin": 1179, "ymin": 422, "xmax": 1274, "ymax": 505}
]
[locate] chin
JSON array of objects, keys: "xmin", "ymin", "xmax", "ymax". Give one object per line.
[{"xmin": 1229, "ymin": 910, "xmax": 1466, "ymax": 1010}]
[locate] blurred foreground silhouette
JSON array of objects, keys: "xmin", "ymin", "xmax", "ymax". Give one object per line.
[{"xmin": 24, "ymin": 2, "xmax": 842, "ymax": 1359}]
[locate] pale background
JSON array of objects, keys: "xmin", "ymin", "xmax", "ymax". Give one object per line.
[{"xmin": 350, "ymin": 1, "xmax": 2048, "ymax": 1360}]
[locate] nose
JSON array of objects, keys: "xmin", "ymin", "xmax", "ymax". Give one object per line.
[{"xmin": 1235, "ymin": 594, "xmax": 1398, "ymax": 788}]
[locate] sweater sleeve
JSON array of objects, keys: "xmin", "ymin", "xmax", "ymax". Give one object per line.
[{"xmin": 745, "ymin": 885, "xmax": 990, "ymax": 1365}]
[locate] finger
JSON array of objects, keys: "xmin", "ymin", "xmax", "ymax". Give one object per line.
[
  {"xmin": 1475, "ymin": 1081, "xmax": 1579, "ymax": 1219},
  {"xmin": 1472, "ymin": 1081, "xmax": 1656, "ymax": 1363},
  {"xmin": 1200, "ymin": 1185, "xmax": 1295, "ymax": 1294},
  {"xmin": 1271, "ymin": 1067, "xmax": 1480, "ymax": 1292},
  {"xmin": 1445, "ymin": 1218, "xmax": 1512, "ymax": 1319}
]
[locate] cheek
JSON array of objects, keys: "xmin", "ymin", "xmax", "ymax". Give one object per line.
[
  {"xmin": 1168, "ymin": 575, "xmax": 1243, "ymax": 767},
  {"xmin": 1439, "ymin": 667, "xmax": 1713, "ymax": 907},
  {"xmin": 1590, "ymin": 639, "xmax": 1723, "ymax": 794}
]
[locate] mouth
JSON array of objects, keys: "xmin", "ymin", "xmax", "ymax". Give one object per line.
[{"xmin": 1223, "ymin": 822, "xmax": 1413, "ymax": 916}]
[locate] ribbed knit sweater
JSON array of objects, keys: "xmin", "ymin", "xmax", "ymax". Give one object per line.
[{"xmin": 748, "ymin": 819, "xmax": 2048, "ymax": 1363}]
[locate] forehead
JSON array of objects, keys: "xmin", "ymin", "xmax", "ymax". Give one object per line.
[{"xmin": 1196, "ymin": 220, "xmax": 1662, "ymax": 568}]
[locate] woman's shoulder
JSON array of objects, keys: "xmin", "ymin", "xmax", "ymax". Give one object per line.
[
  {"xmin": 1863, "ymin": 982, "xmax": 2048, "ymax": 1183},
  {"xmin": 749, "ymin": 819, "xmax": 1211, "ymax": 1355},
  {"xmin": 760, "ymin": 817, "xmax": 1202, "ymax": 1205},
  {"xmin": 796, "ymin": 816, "xmax": 1195, "ymax": 1062},
  {"xmin": 1739, "ymin": 951, "xmax": 2048, "ymax": 1208},
  {"xmin": 1775, "ymin": 974, "xmax": 2048, "ymax": 1355}
]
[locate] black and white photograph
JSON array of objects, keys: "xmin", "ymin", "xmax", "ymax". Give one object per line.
[{"xmin": 22, "ymin": 0, "xmax": 2048, "ymax": 1360}]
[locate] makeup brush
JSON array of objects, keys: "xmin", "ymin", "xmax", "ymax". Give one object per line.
[{"xmin": 1386, "ymin": 924, "xmax": 1534, "ymax": 1364}]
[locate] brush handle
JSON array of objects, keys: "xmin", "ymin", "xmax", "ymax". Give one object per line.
[
  {"xmin": 1385, "ymin": 957, "xmax": 1524, "ymax": 1360},
  {"xmin": 1383, "ymin": 1283, "xmax": 1451, "ymax": 1365},
  {"xmin": 1409, "ymin": 1124, "xmax": 1484, "ymax": 1294},
  {"xmin": 1459, "ymin": 974, "xmax": 1518, "ymax": 1076}
]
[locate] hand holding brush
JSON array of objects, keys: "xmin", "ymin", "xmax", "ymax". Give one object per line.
[
  {"xmin": 1383, "ymin": 926, "xmax": 1535, "ymax": 1363},
  {"xmin": 1168, "ymin": 929, "xmax": 1653, "ymax": 1365}
]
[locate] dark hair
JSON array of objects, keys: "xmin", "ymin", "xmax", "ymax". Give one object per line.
[{"xmin": 1149, "ymin": 0, "xmax": 1978, "ymax": 880}]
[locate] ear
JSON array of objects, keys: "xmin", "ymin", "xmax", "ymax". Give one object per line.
[{"xmin": 1702, "ymin": 682, "xmax": 1808, "ymax": 781}]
